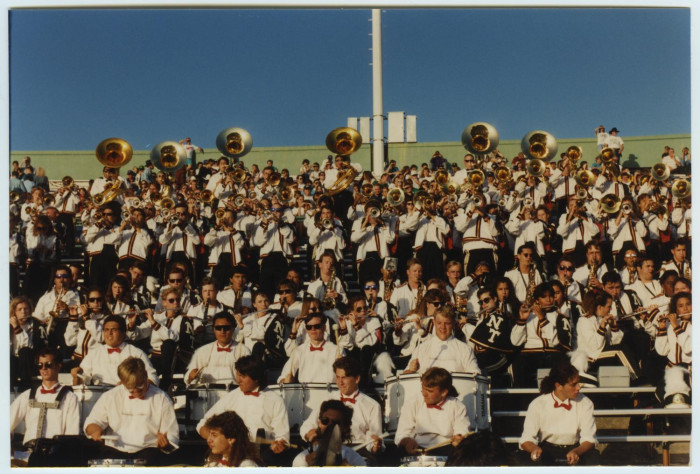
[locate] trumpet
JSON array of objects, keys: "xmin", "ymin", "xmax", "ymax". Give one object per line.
[
  {"xmin": 523, "ymin": 197, "xmax": 534, "ymax": 208},
  {"xmin": 214, "ymin": 208, "xmax": 226, "ymax": 220},
  {"xmin": 321, "ymin": 218, "xmax": 334, "ymax": 230},
  {"xmin": 621, "ymin": 203, "xmax": 633, "ymax": 215},
  {"xmin": 121, "ymin": 209, "xmax": 131, "ymax": 220},
  {"xmin": 233, "ymin": 195, "xmax": 245, "ymax": 208}
]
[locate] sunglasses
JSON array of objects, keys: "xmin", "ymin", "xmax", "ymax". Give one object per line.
[
  {"xmin": 428, "ymin": 301, "xmax": 443, "ymax": 307},
  {"xmin": 36, "ymin": 362, "xmax": 55, "ymax": 369},
  {"xmin": 165, "ymin": 298, "xmax": 178, "ymax": 303},
  {"xmin": 88, "ymin": 297, "xmax": 103, "ymax": 302},
  {"xmin": 271, "ymin": 208, "xmax": 283, "ymax": 212},
  {"xmin": 279, "ymin": 289, "xmax": 293, "ymax": 294},
  {"xmin": 306, "ymin": 323, "xmax": 324, "ymax": 330},
  {"xmin": 559, "ymin": 266, "xmax": 574, "ymax": 271},
  {"xmin": 169, "ymin": 279, "xmax": 183, "ymax": 283},
  {"xmin": 55, "ymin": 274, "xmax": 70, "ymax": 279},
  {"xmin": 364, "ymin": 285, "xmax": 378, "ymax": 290},
  {"xmin": 214, "ymin": 325, "xmax": 233, "ymax": 332},
  {"xmin": 479, "ymin": 297, "xmax": 492, "ymax": 305},
  {"xmin": 319, "ymin": 417, "xmax": 337, "ymax": 426}
]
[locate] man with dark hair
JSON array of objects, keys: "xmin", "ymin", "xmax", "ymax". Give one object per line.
[
  {"xmin": 158, "ymin": 202, "xmax": 198, "ymax": 283},
  {"xmin": 279, "ymin": 313, "xmax": 341, "ymax": 384}
]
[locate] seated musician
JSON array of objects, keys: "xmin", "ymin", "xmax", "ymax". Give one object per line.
[
  {"xmin": 300, "ymin": 357, "xmax": 383, "ymax": 464},
  {"xmin": 186, "ymin": 312, "xmax": 251, "ymax": 386},
  {"xmin": 154, "ymin": 267, "xmax": 195, "ymax": 313},
  {"xmin": 391, "ymin": 288, "xmax": 447, "ymax": 367},
  {"xmin": 84, "ymin": 357, "xmax": 179, "ymax": 466},
  {"xmin": 197, "ymin": 356, "xmax": 291, "ymax": 465},
  {"xmin": 202, "ymin": 411, "xmax": 264, "ymax": 467},
  {"xmin": 403, "ymin": 308, "xmax": 480, "ymax": 376},
  {"xmin": 238, "ymin": 290, "xmax": 288, "ymax": 369},
  {"xmin": 187, "ymin": 277, "xmax": 230, "ymax": 347},
  {"xmin": 516, "ymin": 362, "xmax": 599, "ymax": 466},
  {"xmin": 217, "ymin": 266, "xmax": 253, "ymax": 313},
  {"xmin": 11, "ymin": 347, "xmax": 80, "ymax": 448},
  {"xmin": 10, "ymin": 296, "xmax": 43, "ymax": 389},
  {"xmin": 293, "ymin": 399, "xmax": 366, "ymax": 467},
  {"xmin": 63, "ymin": 288, "xmax": 107, "ymax": 368},
  {"xmin": 654, "ymin": 291, "xmax": 692, "ymax": 406},
  {"xmin": 395, "ymin": 367, "xmax": 474, "ymax": 458},
  {"xmin": 306, "ymin": 250, "xmax": 348, "ymax": 312},
  {"xmin": 71, "ymin": 315, "xmax": 158, "ymax": 386},
  {"xmin": 269, "ymin": 279, "xmax": 303, "ymax": 321},
  {"xmin": 278, "ymin": 313, "xmax": 342, "ymax": 384}
]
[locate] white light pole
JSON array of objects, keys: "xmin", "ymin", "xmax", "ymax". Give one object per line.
[{"xmin": 371, "ymin": 9, "xmax": 385, "ymax": 176}]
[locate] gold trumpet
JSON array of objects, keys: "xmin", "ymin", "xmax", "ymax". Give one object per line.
[
  {"xmin": 494, "ymin": 166, "xmax": 512, "ymax": 184},
  {"xmin": 365, "ymin": 199, "xmax": 382, "ymax": 219},
  {"xmin": 158, "ymin": 197, "xmax": 175, "ymax": 210}
]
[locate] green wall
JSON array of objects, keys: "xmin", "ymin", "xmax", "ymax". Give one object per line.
[{"xmin": 10, "ymin": 134, "xmax": 690, "ymax": 180}]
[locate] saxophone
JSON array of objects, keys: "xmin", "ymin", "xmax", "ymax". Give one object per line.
[
  {"xmin": 415, "ymin": 281, "xmax": 425, "ymax": 309},
  {"xmin": 525, "ymin": 264, "xmax": 537, "ymax": 305},
  {"xmin": 322, "ymin": 268, "xmax": 337, "ymax": 310},
  {"xmin": 46, "ymin": 287, "xmax": 66, "ymax": 335},
  {"xmin": 586, "ymin": 262, "xmax": 598, "ymax": 292},
  {"xmin": 683, "ymin": 261, "xmax": 692, "ymax": 280},
  {"xmin": 627, "ymin": 265, "xmax": 637, "ymax": 285},
  {"xmin": 383, "ymin": 272, "xmax": 394, "ymax": 302}
]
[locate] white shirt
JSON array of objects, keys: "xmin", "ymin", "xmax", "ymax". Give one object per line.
[
  {"xmin": 84, "ymin": 384, "xmax": 179, "ymax": 453},
  {"xmin": 11, "ymin": 384, "xmax": 81, "ymax": 445},
  {"xmin": 79, "ymin": 341, "xmax": 159, "ymax": 386},
  {"xmin": 33, "ymin": 288, "xmax": 81, "ymax": 324},
  {"xmin": 279, "ymin": 339, "xmax": 341, "ymax": 384},
  {"xmin": 185, "ymin": 341, "xmax": 251, "ymax": 386},
  {"xmin": 389, "ymin": 283, "xmax": 423, "ymax": 318},
  {"xmin": 519, "ymin": 392, "xmax": 597, "ymax": 448},
  {"xmin": 394, "ymin": 395, "xmax": 473, "ymax": 448},
  {"xmin": 196, "ymin": 387, "xmax": 290, "ymax": 443},
  {"xmin": 408, "ymin": 335, "xmax": 480, "ymax": 375}
]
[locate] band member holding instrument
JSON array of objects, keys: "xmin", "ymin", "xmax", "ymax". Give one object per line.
[
  {"xmin": 116, "ymin": 207, "xmax": 154, "ymax": 271},
  {"xmin": 204, "ymin": 208, "xmax": 246, "ymax": 289},
  {"xmin": 454, "ymin": 194, "xmax": 500, "ymax": 276},
  {"xmin": 10, "ymin": 296, "xmax": 45, "ymax": 388},
  {"xmin": 238, "ymin": 290, "xmax": 283, "ymax": 366},
  {"xmin": 504, "ymin": 244, "xmax": 543, "ymax": 303},
  {"xmin": 517, "ymin": 362, "xmax": 599, "ymax": 466},
  {"xmin": 197, "ymin": 356, "xmax": 292, "ymax": 466},
  {"xmin": 32, "ymin": 265, "xmax": 81, "ymax": 353},
  {"xmin": 389, "ymin": 258, "xmax": 424, "ymax": 318},
  {"xmin": 557, "ymin": 195, "xmax": 599, "ymax": 267},
  {"xmin": 202, "ymin": 411, "xmax": 264, "ymax": 467},
  {"xmin": 660, "ymin": 240, "xmax": 691, "ymax": 281},
  {"xmin": 158, "ymin": 202, "xmax": 199, "ymax": 284},
  {"xmin": 24, "ymin": 215, "xmax": 59, "ymax": 302},
  {"xmin": 185, "ymin": 312, "xmax": 250, "ymax": 386},
  {"xmin": 307, "ymin": 205, "xmax": 345, "ymax": 273},
  {"xmin": 217, "ymin": 266, "xmax": 252, "ymax": 314},
  {"xmin": 625, "ymin": 255, "xmax": 663, "ymax": 308},
  {"xmin": 307, "ymin": 250, "xmax": 347, "ymax": 310},
  {"xmin": 71, "ymin": 315, "xmax": 158, "ymax": 386},
  {"xmin": 188, "ymin": 277, "xmax": 230, "ymax": 346},
  {"xmin": 572, "ymin": 242, "xmax": 609, "ymax": 292},
  {"xmin": 155, "ymin": 267, "xmax": 194, "ymax": 313},
  {"xmin": 413, "ymin": 196, "xmax": 450, "ymax": 282},
  {"xmin": 253, "ymin": 198, "xmax": 296, "ymax": 299},
  {"xmin": 351, "ymin": 199, "xmax": 395, "ymax": 285},
  {"xmin": 654, "ymin": 291, "xmax": 692, "ymax": 406},
  {"xmin": 11, "ymin": 347, "xmax": 80, "ymax": 447},
  {"xmin": 83, "ymin": 201, "xmax": 122, "ymax": 290},
  {"xmin": 395, "ymin": 367, "xmax": 474, "ymax": 458},
  {"xmin": 63, "ymin": 288, "xmax": 107, "ymax": 367},
  {"xmin": 84, "ymin": 357, "xmax": 178, "ymax": 466}
]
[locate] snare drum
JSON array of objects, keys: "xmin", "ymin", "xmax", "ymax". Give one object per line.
[
  {"xmin": 384, "ymin": 372, "xmax": 490, "ymax": 432},
  {"xmin": 88, "ymin": 459, "xmax": 146, "ymax": 467},
  {"xmin": 186, "ymin": 385, "xmax": 232, "ymax": 422},
  {"xmin": 73, "ymin": 385, "xmax": 112, "ymax": 425},
  {"xmin": 267, "ymin": 383, "xmax": 336, "ymax": 433},
  {"xmin": 399, "ymin": 455, "xmax": 447, "ymax": 467}
]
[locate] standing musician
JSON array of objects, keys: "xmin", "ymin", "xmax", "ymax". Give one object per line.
[
  {"xmin": 307, "ymin": 250, "xmax": 348, "ymax": 311},
  {"xmin": 116, "ymin": 207, "xmax": 154, "ymax": 271},
  {"xmin": 204, "ymin": 208, "xmax": 247, "ymax": 289},
  {"xmin": 654, "ymin": 291, "xmax": 692, "ymax": 406},
  {"xmin": 197, "ymin": 356, "xmax": 292, "ymax": 466},
  {"xmin": 202, "ymin": 411, "xmax": 264, "ymax": 467},
  {"xmin": 389, "ymin": 258, "xmax": 424, "ymax": 318},
  {"xmin": 253, "ymin": 199, "xmax": 296, "ymax": 299},
  {"xmin": 413, "ymin": 197, "xmax": 450, "ymax": 282},
  {"xmin": 83, "ymin": 201, "xmax": 122, "ymax": 290},
  {"xmin": 307, "ymin": 205, "xmax": 345, "ymax": 276},
  {"xmin": 63, "ymin": 288, "xmax": 107, "ymax": 368},
  {"xmin": 11, "ymin": 347, "xmax": 80, "ymax": 447},
  {"xmin": 454, "ymin": 194, "xmax": 500, "ymax": 275},
  {"xmin": 158, "ymin": 202, "xmax": 199, "ymax": 284},
  {"xmin": 517, "ymin": 362, "xmax": 599, "ymax": 466},
  {"xmin": 351, "ymin": 199, "xmax": 395, "ymax": 286},
  {"xmin": 32, "ymin": 265, "xmax": 81, "ymax": 354},
  {"xmin": 185, "ymin": 312, "xmax": 250, "ymax": 386},
  {"xmin": 238, "ymin": 290, "xmax": 286, "ymax": 369},
  {"xmin": 557, "ymin": 195, "xmax": 599, "ymax": 267},
  {"xmin": 84, "ymin": 357, "xmax": 178, "ymax": 466},
  {"xmin": 53, "ymin": 178, "xmax": 80, "ymax": 257}
]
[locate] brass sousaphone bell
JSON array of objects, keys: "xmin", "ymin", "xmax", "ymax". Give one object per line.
[
  {"xmin": 651, "ymin": 163, "xmax": 671, "ymax": 182},
  {"xmin": 216, "ymin": 127, "xmax": 253, "ymax": 160},
  {"xmin": 672, "ymin": 179, "xmax": 691, "ymax": 200},
  {"xmin": 526, "ymin": 159, "xmax": 546, "ymax": 177},
  {"xmin": 325, "ymin": 127, "xmax": 362, "ymax": 196},
  {"xmin": 461, "ymin": 122, "xmax": 500, "ymax": 155},
  {"xmin": 150, "ymin": 141, "xmax": 188, "ymax": 173},
  {"xmin": 521, "ymin": 130, "xmax": 558, "ymax": 161},
  {"xmin": 96, "ymin": 138, "xmax": 133, "ymax": 168}
]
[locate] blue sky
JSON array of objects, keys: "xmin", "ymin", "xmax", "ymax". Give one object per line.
[{"xmin": 8, "ymin": 7, "xmax": 691, "ymax": 151}]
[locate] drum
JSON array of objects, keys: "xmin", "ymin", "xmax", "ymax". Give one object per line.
[
  {"xmin": 267, "ymin": 383, "xmax": 337, "ymax": 433},
  {"xmin": 88, "ymin": 459, "xmax": 146, "ymax": 467},
  {"xmin": 384, "ymin": 372, "xmax": 490, "ymax": 432},
  {"xmin": 186, "ymin": 385, "xmax": 232, "ymax": 423},
  {"xmin": 400, "ymin": 455, "xmax": 447, "ymax": 467},
  {"xmin": 73, "ymin": 385, "xmax": 113, "ymax": 425}
]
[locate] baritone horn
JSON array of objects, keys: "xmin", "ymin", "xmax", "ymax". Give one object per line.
[
  {"xmin": 96, "ymin": 138, "xmax": 133, "ymax": 168},
  {"xmin": 150, "ymin": 141, "xmax": 187, "ymax": 173},
  {"xmin": 521, "ymin": 130, "xmax": 558, "ymax": 161},
  {"xmin": 216, "ymin": 127, "xmax": 253, "ymax": 160},
  {"xmin": 566, "ymin": 146, "xmax": 583, "ymax": 165},
  {"xmin": 461, "ymin": 122, "xmax": 499, "ymax": 155},
  {"xmin": 61, "ymin": 176, "xmax": 75, "ymax": 190}
]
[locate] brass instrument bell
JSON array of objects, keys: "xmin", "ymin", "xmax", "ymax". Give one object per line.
[
  {"xmin": 413, "ymin": 191, "xmax": 430, "ymax": 211},
  {"xmin": 361, "ymin": 183, "xmax": 374, "ymax": 198},
  {"xmin": 523, "ymin": 197, "xmax": 534, "ymax": 208},
  {"xmin": 566, "ymin": 145, "xmax": 583, "ymax": 163},
  {"xmin": 229, "ymin": 167, "xmax": 248, "ymax": 184},
  {"xmin": 150, "ymin": 141, "xmax": 187, "ymax": 173},
  {"xmin": 277, "ymin": 186, "xmax": 295, "ymax": 204},
  {"xmin": 198, "ymin": 189, "xmax": 214, "ymax": 205},
  {"xmin": 621, "ymin": 203, "xmax": 633, "ymax": 215},
  {"xmin": 326, "ymin": 127, "xmax": 362, "ymax": 156},
  {"xmin": 651, "ymin": 163, "xmax": 671, "ymax": 182},
  {"xmin": 575, "ymin": 169, "xmax": 596, "ymax": 188},
  {"xmin": 521, "ymin": 130, "xmax": 558, "ymax": 161},
  {"xmin": 444, "ymin": 181, "xmax": 460, "ymax": 195},
  {"xmin": 233, "ymin": 195, "xmax": 245, "ymax": 208},
  {"xmin": 62, "ymin": 176, "xmax": 75, "ymax": 190},
  {"xmin": 216, "ymin": 127, "xmax": 253, "ymax": 159},
  {"xmin": 215, "ymin": 208, "xmax": 226, "ymax": 220},
  {"xmin": 576, "ymin": 188, "xmax": 588, "ymax": 200},
  {"xmin": 599, "ymin": 193, "xmax": 622, "ymax": 214},
  {"xmin": 365, "ymin": 199, "xmax": 382, "ymax": 218},
  {"xmin": 386, "ymin": 188, "xmax": 405, "ymax": 207},
  {"xmin": 322, "ymin": 218, "xmax": 334, "ymax": 230},
  {"xmin": 461, "ymin": 122, "xmax": 499, "ymax": 155},
  {"xmin": 267, "ymin": 172, "xmax": 282, "ymax": 187},
  {"xmin": 159, "ymin": 197, "xmax": 175, "ymax": 210},
  {"xmin": 526, "ymin": 158, "xmax": 545, "ymax": 177},
  {"xmin": 468, "ymin": 170, "xmax": 485, "ymax": 187},
  {"xmin": 672, "ymin": 179, "xmax": 691, "ymax": 199},
  {"xmin": 96, "ymin": 138, "xmax": 133, "ymax": 168},
  {"xmin": 600, "ymin": 147, "xmax": 616, "ymax": 164},
  {"xmin": 10, "ymin": 191, "xmax": 21, "ymax": 203},
  {"xmin": 435, "ymin": 169, "xmax": 450, "ymax": 186},
  {"xmin": 43, "ymin": 194, "xmax": 55, "ymax": 206},
  {"xmin": 494, "ymin": 166, "xmax": 512, "ymax": 184},
  {"xmin": 122, "ymin": 209, "xmax": 131, "ymax": 220}
]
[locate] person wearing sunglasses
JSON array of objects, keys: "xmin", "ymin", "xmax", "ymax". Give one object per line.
[
  {"xmin": 185, "ymin": 312, "xmax": 250, "ymax": 387},
  {"xmin": 83, "ymin": 200, "xmax": 122, "ymax": 291},
  {"xmin": 362, "ymin": 278, "xmax": 390, "ymax": 330},
  {"xmin": 269, "ymin": 280, "xmax": 303, "ymax": 322},
  {"xmin": 186, "ymin": 277, "xmax": 227, "ymax": 347},
  {"xmin": 293, "ymin": 399, "xmax": 365, "ymax": 467},
  {"xmin": 279, "ymin": 313, "xmax": 342, "ymax": 384},
  {"xmin": 204, "ymin": 208, "xmax": 246, "ymax": 290},
  {"xmin": 72, "ymin": 315, "xmax": 158, "ymax": 387},
  {"xmin": 64, "ymin": 288, "xmax": 108, "ymax": 367},
  {"xmin": 403, "ymin": 308, "xmax": 480, "ymax": 376},
  {"xmin": 155, "ymin": 267, "xmax": 194, "ymax": 313},
  {"xmin": 32, "ymin": 265, "xmax": 81, "ymax": 349},
  {"xmin": 553, "ymin": 256, "xmax": 582, "ymax": 305},
  {"xmin": 198, "ymin": 355, "xmax": 292, "ymax": 466},
  {"xmin": 84, "ymin": 357, "xmax": 178, "ymax": 466},
  {"xmin": 11, "ymin": 347, "xmax": 80, "ymax": 448},
  {"xmin": 504, "ymin": 243, "xmax": 544, "ymax": 303}
]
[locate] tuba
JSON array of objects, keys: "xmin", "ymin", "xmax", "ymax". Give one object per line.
[
  {"xmin": 324, "ymin": 127, "xmax": 362, "ymax": 196},
  {"xmin": 216, "ymin": 127, "xmax": 253, "ymax": 160},
  {"xmin": 672, "ymin": 179, "xmax": 691, "ymax": 200},
  {"xmin": 96, "ymin": 138, "xmax": 133, "ymax": 168},
  {"xmin": 461, "ymin": 122, "xmax": 499, "ymax": 155},
  {"xmin": 600, "ymin": 147, "xmax": 617, "ymax": 165},
  {"xmin": 526, "ymin": 158, "xmax": 546, "ymax": 177},
  {"xmin": 521, "ymin": 130, "xmax": 558, "ymax": 161},
  {"xmin": 150, "ymin": 141, "xmax": 187, "ymax": 173}
]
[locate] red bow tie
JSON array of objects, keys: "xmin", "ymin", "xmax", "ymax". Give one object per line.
[
  {"xmin": 340, "ymin": 396, "xmax": 357, "ymax": 404},
  {"xmin": 107, "ymin": 347, "xmax": 121, "ymax": 354},
  {"xmin": 219, "ymin": 459, "xmax": 230, "ymax": 466},
  {"xmin": 40, "ymin": 386, "xmax": 58, "ymax": 394},
  {"xmin": 310, "ymin": 343, "xmax": 325, "ymax": 352},
  {"xmin": 552, "ymin": 394, "xmax": 571, "ymax": 410},
  {"xmin": 129, "ymin": 395, "xmax": 145, "ymax": 400},
  {"xmin": 426, "ymin": 403, "xmax": 443, "ymax": 410},
  {"xmin": 243, "ymin": 391, "xmax": 259, "ymax": 397},
  {"xmin": 217, "ymin": 346, "xmax": 231, "ymax": 352}
]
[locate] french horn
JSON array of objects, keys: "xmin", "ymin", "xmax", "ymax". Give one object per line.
[
  {"xmin": 521, "ymin": 130, "xmax": 558, "ymax": 161},
  {"xmin": 150, "ymin": 141, "xmax": 187, "ymax": 173},
  {"xmin": 216, "ymin": 127, "xmax": 253, "ymax": 160},
  {"xmin": 96, "ymin": 138, "xmax": 133, "ymax": 168},
  {"xmin": 461, "ymin": 122, "xmax": 499, "ymax": 155}
]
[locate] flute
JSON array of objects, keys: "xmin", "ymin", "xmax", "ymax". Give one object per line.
[
  {"xmin": 110, "ymin": 307, "xmax": 183, "ymax": 317},
  {"xmin": 616, "ymin": 303, "xmax": 670, "ymax": 321}
]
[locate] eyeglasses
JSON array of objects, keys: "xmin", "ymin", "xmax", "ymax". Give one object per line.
[
  {"xmin": 88, "ymin": 297, "xmax": 103, "ymax": 302},
  {"xmin": 271, "ymin": 208, "xmax": 283, "ymax": 212},
  {"xmin": 214, "ymin": 325, "xmax": 233, "ymax": 332},
  {"xmin": 364, "ymin": 285, "xmax": 378, "ymax": 290},
  {"xmin": 464, "ymin": 160, "xmax": 475, "ymax": 163},
  {"xmin": 305, "ymin": 323, "xmax": 324, "ymax": 330},
  {"xmin": 624, "ymin": 254, "xmax": 637, "ymax": 259},
  {"xmin": 279, "ymin": 289, "xmax": 293, "ymax": 294},
  {"xmin": 55, "ymin": 274, "xmax": 70, "ymax": 279},
  {"xmin": 478, "ymin": 297, "xmax": 492, "ymax": 305},
  {"xmin": 319, "ymin": 417, "xmax": 337, "ymax": 426},
  {"xmin": 354, "ymin": 306, "xmax": 367, "ymax": 312},
  {"xmin": 169, "ymin": 278, "xmax": 183, "ymax": 283},
  {"xmin": 428, "ymin": 301, "xmax": 443, "ymax": 307},
  {"xmin": 36, "ymin": 362, "xmax": 55, "ymax": 369},
  {"xmin": 559, "ymin": 266, "xmax": 574, "ymax": 271}
]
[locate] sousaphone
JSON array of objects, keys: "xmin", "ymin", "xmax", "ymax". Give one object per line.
[
  {"xmin": 96, "ymin": 138, "xmax": 133, "ymax": 168},
  {"xmin": 521, "ymin": 130, "xmax": 558, "ymax": 161},
  {"xmin": 216, "ymin": 127, "xmax": 253, "ymax": 160},
  {"xmin": 150, "ymin": 141, "xmax": 187, "ymax": 173},
  {"xmin": 325, "ymin": 127, "xmax": 362, "ymax": 196},
  {"xmin": 461, "ymin": 122, "xmax": 499, "ymax": 155}
]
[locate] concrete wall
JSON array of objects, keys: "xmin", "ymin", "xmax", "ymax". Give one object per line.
[{"xmin": 10, "ymin": 134, "xmax": 690, "ymax": 180}]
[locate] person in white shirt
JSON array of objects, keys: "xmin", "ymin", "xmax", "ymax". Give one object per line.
[
  {"xmin": 11, "ymin": 347, "xmax": 80, "ymax": 448},
  {"xmin": 605, "ymin": 127, "xmax": 624, "ymax": 159},
  {"xmin": 279, "ymin": 313, "xmax": 342, "ymax": 384},
  {"xmin": 201, "ymin": 411, "xmax": 264, "ymax": 467},
  {"xmin": 517, "ymin": 362, "xmax": 599, "ymax": 466},
  {"xmin": 655, "ymin": 291, "xmax": 692, "ymax": 407},
  {"xmin": 306, "ymin": 251, "xmax": 348, "ymax": 310},
  {"xmin": 594, "ymin": 125, "xmax": 608, "ymax": 152},
  {"xmin": 395, "ymin": 367, "xmax": 474, "ymax": 458},
  {"xmin": 293, "ymin": 399, "xmax": 367, "ymax": 467},
  {"xmin": 504, "ymin": 244, "xmax": 544, "ymax": 302},
  {"xmin": 84, "ymin": 357, "xmax": 178, "ymax": 466},
  {"xmin": 389, "ymin": 258, "xmax": 425, "ymax": 318}
]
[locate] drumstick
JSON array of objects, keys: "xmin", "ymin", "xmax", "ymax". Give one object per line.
[
  {"xmin": 254, "ymin": 436, "xmax": 298, "ymax": 450},
  {"xmin": 352, "ymin": 432, "xmax": 390, "ymax": 452},
  {"xmin": 420, "ymin": 433, "xmax": 472, "ymax": 453}
]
